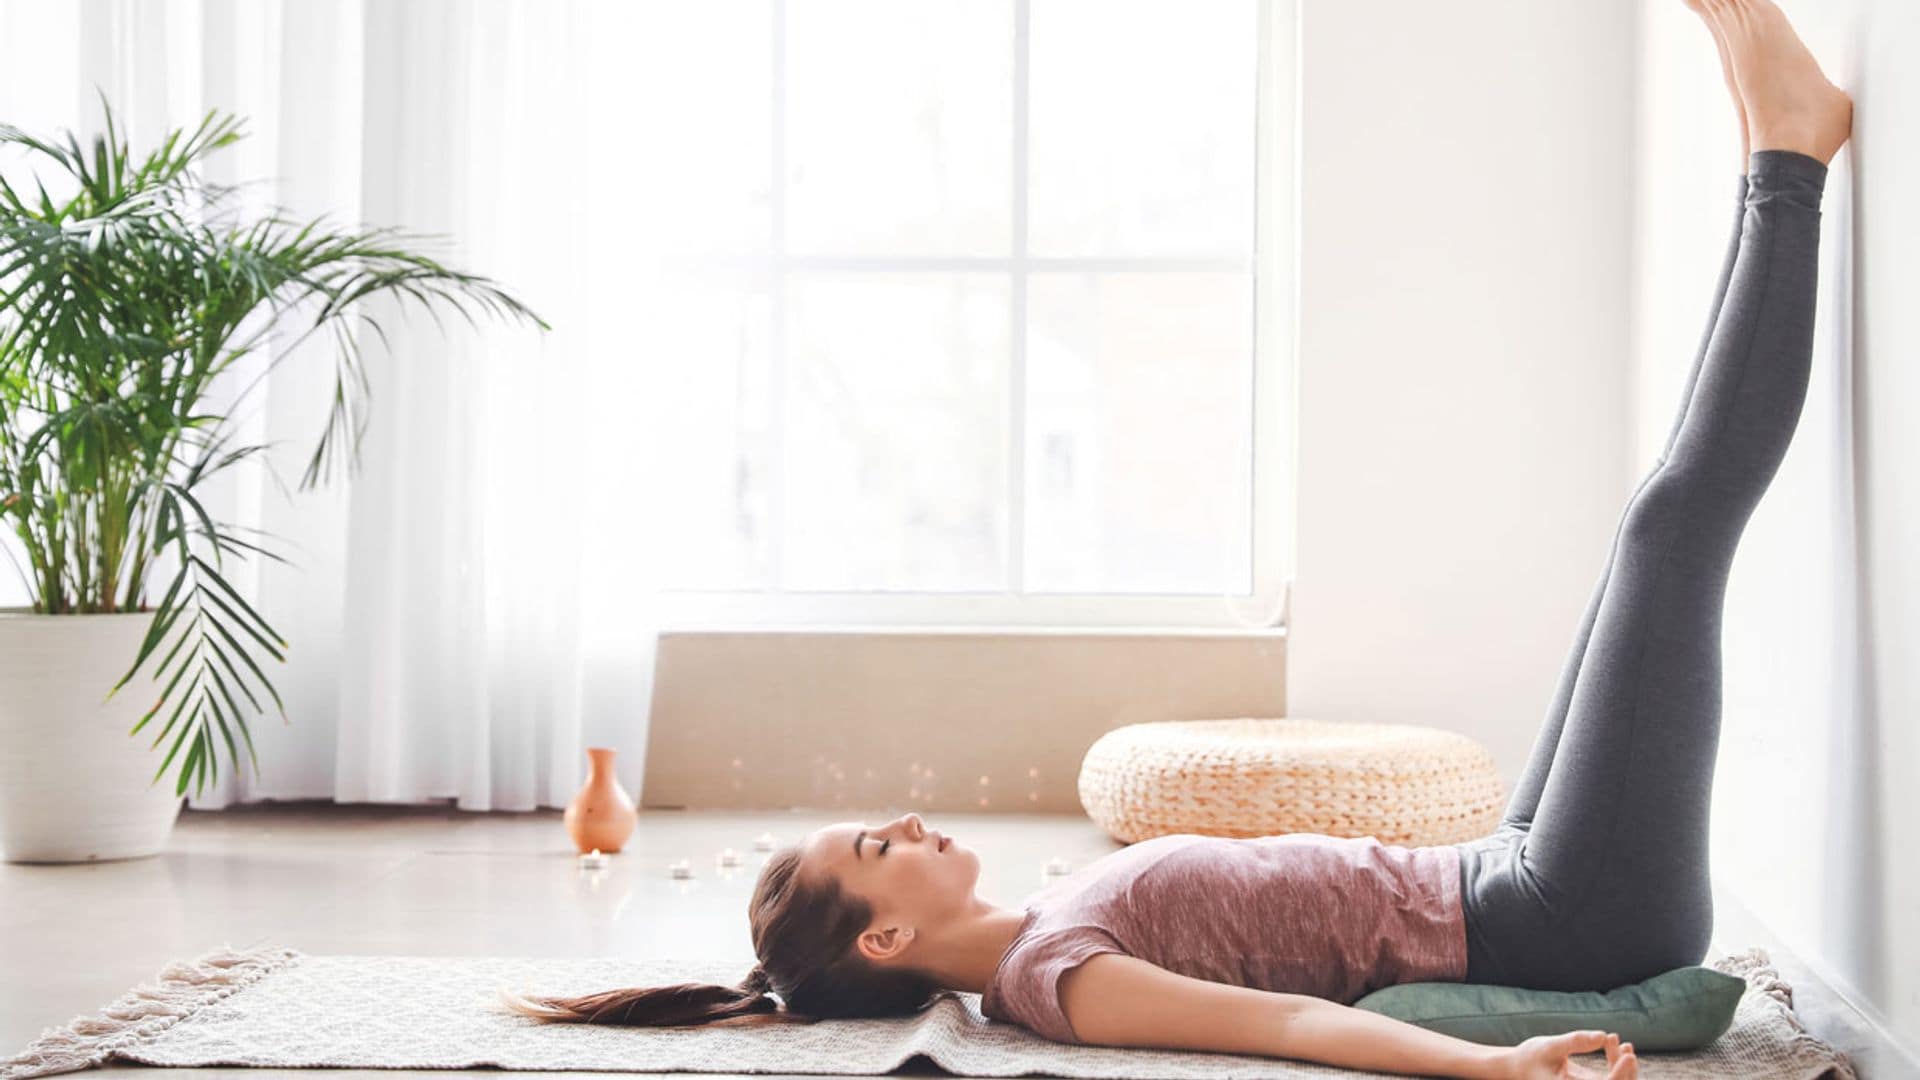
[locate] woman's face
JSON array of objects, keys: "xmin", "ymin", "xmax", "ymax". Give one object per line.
[{"xmin": 801, "ymin": 811, "xmax": 981, "ymax": 958}]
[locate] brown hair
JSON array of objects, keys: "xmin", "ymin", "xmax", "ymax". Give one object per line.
[{"xmin": 495, "ymin": 845, "xmax": 945, "ymax": 1027}]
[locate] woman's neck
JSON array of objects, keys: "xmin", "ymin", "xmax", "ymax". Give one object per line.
[{"xmin": 914, "ymin": 902, "xmax": 1031, "ymax": 994}]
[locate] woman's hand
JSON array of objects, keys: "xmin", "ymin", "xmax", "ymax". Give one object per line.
[{"xmin": 1503, "ymin": 1031, "xmax": 1638, "ymax": 1079}]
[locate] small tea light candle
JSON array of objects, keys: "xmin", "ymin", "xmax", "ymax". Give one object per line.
[
  {"xmin": 1044, "ymin": 857, "xmax": 1071, "ymax": 876},
  {"xmin": 668, "ymin": 858, "xmax": 693, "ymax": 879},
  {"xmin": 717, "ymin": 847, "xmax": 740, "ymax": 868},
  {"xmin": 578, "ymin": 848, "xmax": 608, "ymax": 871},
  {"xmin": 752, "ymin": 831, "xmax": 776, "ymax": 852}
]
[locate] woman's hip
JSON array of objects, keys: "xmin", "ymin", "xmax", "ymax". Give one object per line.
[{"xmin": 1451, "ymin": 829, "xmax": 1712, "ymax": 991}]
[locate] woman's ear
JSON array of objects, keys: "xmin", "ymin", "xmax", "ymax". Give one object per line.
[{"xmin": 858, "ymin": 925, "xmax": 913, "ymax": 964}]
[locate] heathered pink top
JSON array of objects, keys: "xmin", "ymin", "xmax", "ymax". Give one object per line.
[{"xmin": 979, "ymin": 833, "xmax": 1467, "ymax": 1044}]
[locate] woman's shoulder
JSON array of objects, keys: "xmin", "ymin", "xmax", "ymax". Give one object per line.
[{"xmin": 982, "ymin": 921, "xmax": 1131, "ymax": 1043}]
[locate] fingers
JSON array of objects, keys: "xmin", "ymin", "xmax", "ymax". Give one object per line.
[
  {"xmin": 1600, "ymin": 1032, "xmax": 1635, "ymax": 1061},
  {"xmin": 1563, "ymin": 1030, "xmax": 1639, "ymax": 1076},
  {"xmin": 1565, "ymin": 1030, "xmax": 1611, "ymax": 1054},
  {"xmin": 1604, "ymin": 1035, "xmax": 1639, "ymax": 1079}
]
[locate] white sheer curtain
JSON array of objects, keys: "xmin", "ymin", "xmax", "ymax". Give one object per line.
[{"xmin": 0, "ymin": 0, "xmax": 673, "ymax": 810}]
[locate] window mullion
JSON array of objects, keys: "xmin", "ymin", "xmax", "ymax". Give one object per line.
[
  {"xmin": 1008, "ymin": 0, "xmax": 1030, "ymax": 596},
  {"xmin": 769, "ymin": 0, "xmax": 787, "ymax": 594}
]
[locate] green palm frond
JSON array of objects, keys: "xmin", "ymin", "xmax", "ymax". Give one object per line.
[{"xmin": 0, "ymin": 96, "xmax": 545, "ymax": 799}]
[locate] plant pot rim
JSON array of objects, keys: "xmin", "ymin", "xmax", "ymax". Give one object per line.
[{"xmin": 0, "ymin": 606, "xmax": 153, "ymax": 619}]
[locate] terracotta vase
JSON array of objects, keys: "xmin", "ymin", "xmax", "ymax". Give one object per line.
[{"xmin": 564, "ymin": 746, "xmax": 637, "ymax": 854}]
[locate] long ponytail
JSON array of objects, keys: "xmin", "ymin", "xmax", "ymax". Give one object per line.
[{"xmin": 497, "ymin": 963, "xmax": 804, "ymax": 1028}]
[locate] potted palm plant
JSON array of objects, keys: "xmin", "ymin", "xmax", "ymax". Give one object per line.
[{"xmin": 0, "ymin": 103, "xmax": 544, "ymax": 863}]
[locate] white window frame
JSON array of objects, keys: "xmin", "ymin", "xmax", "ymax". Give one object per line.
[{"xmin": 652, "ymin": 0, "xmax": 1296, "ymax": 631}]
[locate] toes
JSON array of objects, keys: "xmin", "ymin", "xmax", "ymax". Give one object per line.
[
  {"xmin": 1702, "ymin": 0, "xmax": 1745, "ymax": 31},
  {"xmin": 1711, "ymin": 0, "xmax": 1756, "ymax": 29}
]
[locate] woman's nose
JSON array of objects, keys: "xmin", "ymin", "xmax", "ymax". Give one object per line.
[{"xmin": 901, "ymin": 812, "xmax": 924, "ymax": 838}]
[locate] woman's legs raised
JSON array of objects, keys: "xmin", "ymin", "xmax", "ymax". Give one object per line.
[
  {"xmin": 1524, "ymin": 148, "xmax": 1827, "ymax": 972},
  {"xmin": 1467, "ymin": 148, "xmax": 1831, "ymax": 991},
  {"xmin": 1499, "ymin": 173, "xmax": 1750, "ymax": 835}
]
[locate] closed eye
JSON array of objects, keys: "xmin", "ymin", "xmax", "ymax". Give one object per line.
[{"xmin": 880, "ymin": 839, "xmax": 890, "ymax": 855}]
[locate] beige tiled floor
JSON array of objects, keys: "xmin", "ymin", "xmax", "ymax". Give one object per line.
[{"xmin": 0, "ymin": 803, "xmax": 1904, "ymax": 1078}]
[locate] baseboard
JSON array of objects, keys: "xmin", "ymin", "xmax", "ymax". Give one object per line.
[{"xmin": 1713, "ymin": 885, "xmax": 1920, "ymax": 1078}]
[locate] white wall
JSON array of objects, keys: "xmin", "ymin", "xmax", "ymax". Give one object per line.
[
  {"xmin": 1286, "ymin": 2, "xmax": 1638, "ymax": 784},
  {"xmin": 1633, "ymin": 0, "xmax": 1920, "ymax": 1060}
]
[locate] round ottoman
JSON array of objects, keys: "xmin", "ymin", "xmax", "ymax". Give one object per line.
[{"xmin": 1077, "ymin": 717, "xmax": 1505, "ymax": 846}]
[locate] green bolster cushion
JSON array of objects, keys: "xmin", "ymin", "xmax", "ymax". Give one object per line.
[{"xmin": 1351, "ymin": 966, "xmax": 1745, "ymax": 1052}]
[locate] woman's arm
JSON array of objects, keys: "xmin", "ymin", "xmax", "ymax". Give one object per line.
[
  {"xmin": 1058, "ymin": 953, "xmax": 1634, "ymax": 1079},
  {"xmin": 1268, "ymin": 992, "xmax": 1518, "ymax": 1078},
  {"xmin": 1279, "ymin": 993, "xmax": 1635, "ymax": 1079}
]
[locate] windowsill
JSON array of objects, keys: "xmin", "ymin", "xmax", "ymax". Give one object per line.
[{"xmin": 655, "ymin": 623, "xmax": 1289, "ymax": 637}]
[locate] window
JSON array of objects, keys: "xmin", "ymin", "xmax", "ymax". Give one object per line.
[{"xmin": 615, "ymin": 0, "xmax": 1294, "ymax": 629}]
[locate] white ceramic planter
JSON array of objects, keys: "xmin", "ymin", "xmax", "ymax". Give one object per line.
[{"xmin": 0, "ymin": 608, "xmax": 187, "ymax": 863}]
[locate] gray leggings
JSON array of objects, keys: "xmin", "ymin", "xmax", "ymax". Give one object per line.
[{"xmin": 1449, "ymin": 149, "xmax": 1830, "ymax": 991}]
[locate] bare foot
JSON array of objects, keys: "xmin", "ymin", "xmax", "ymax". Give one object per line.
[
  {"xmin": 1680, "ymin": 0, "xmax": 1752, "ymax": 171},
  {"xmin": 1700, "ymin": 0, "xmax": 1852, "ymax": 164}
]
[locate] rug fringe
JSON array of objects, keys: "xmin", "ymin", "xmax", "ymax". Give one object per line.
[
  {"xmin": 0, "ymin": 943, "xmax": 302, "ymax": 1080},
  {"xmin": 1713, "ymin": 946, "xmax": 1860, "ymax": 1080}
]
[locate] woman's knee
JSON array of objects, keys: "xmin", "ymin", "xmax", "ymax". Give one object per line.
[{"xmin": 1619, "ymin": 463, "xmax": 1705, "ymax": 544}]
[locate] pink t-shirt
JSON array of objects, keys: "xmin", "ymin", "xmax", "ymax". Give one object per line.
[{"xmin": 979, "ymin": 833, "xmax": 1467, "ymax": 1044}]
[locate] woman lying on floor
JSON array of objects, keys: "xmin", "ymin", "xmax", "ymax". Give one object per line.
[{"xmin": 500, "ymin": 2, "xmax": 1853, "ymax": 1077}]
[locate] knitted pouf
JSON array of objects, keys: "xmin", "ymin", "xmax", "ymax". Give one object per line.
[{"xmin": 1077, "ymin": 717, "xmax": 1506, "ymax": 846}]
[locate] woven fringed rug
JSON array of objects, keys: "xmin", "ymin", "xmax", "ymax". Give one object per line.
[{"xmin": 2, "ymin": 944, "xmax": 1854, "ymax": 1079}]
